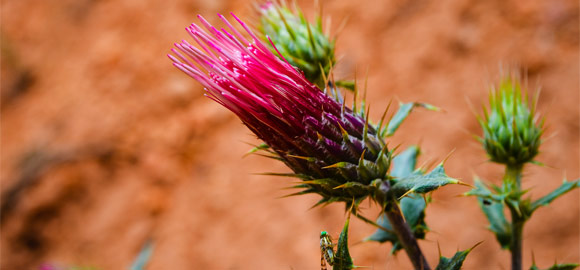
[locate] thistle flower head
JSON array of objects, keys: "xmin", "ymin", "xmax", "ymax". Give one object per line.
[
  {"xmin": 257, "ymin": 1, "xmax": 335, "ymax": 88},
  {"xmin": 479, "ymin": 75, "xmax": 543, "ymax": 166},
  {"xmin": 169, "ymin": 14, "xmax": 389, "ymax": 205}
]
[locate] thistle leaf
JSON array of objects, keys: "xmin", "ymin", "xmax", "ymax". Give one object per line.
[
  {"xmin": 467, "ymin": 178, "xmax": 511, "ymax": 249},
  {"xmin": 391, "ymin": 145, "xmax": 420, "ymax": 178},
  {"xmin": 480, "ymin": 198, "xmax": 511, "ymax": 249},
  {"xmin": 530, "ymin": 179, "xmax": 579, "ymax": 213},
  {"xmin": 364, "ymin": 194, "xmax": 427, "ymax": 254},
  {"xmin": 435, "ymin": 242, "xmax": 480, "ymax": 270},
  {"xmin": 530, "ymin": 262, "xmax": 579, "ymax": 270},
  {"xmin": 352, "ymin": 211, "xmax": 395, "ymax": 234},
  {"xmin": 129, "ymin": 241, "xmax": 153, "ymax": 270},
  {"xmin": 364, "ymin": 211, "xmax": 396, "ymax": 243},
  {"xmin": 464, "ymin": 178, "xmax": 505, "ymax": 202},
  {"xmin": 333, "ymin": 215, "xmax": 354, "ymax": 270},
  {"xmin": 365, "ymin": 146, "xmax": 428, "ymax": 253},
  {"xmin": 386, "ymin": 102, "xmax": 439, "ymax": 137},
  {"xmin": 391, "ymin": 163, "xmax": 459, "ymax": 198},
  {"xmin": 400, "ymin": 195, "xmax": 428, "ymax": 234}
]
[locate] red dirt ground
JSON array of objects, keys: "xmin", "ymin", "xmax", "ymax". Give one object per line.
[{"xmin": 1, "ymin": 0, "xmax": 578, "ymax": 269}]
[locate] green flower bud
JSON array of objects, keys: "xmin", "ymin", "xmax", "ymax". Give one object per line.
[
  {"xmin": 257, "ymin": 2, "xmax": 335, "ymax": 88},
  {"xmin": 479, "ymin": 75, "xmax": 544, "ymax": 166}
]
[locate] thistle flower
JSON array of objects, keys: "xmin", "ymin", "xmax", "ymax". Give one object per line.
[
  {"xmin": 169, "ymin": 14, "xmax": 389, "ymax": 206},
  {"xmin": 478, "ymin": 75, "xmax": 543, "ymax": 166},
  {"xmin": 257, "ymin": 1, "xmax": 335, "ymax": 88}
]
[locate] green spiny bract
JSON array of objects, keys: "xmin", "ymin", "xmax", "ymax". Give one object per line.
[
  {"xmin": 280, "ymin": 104, "xmax": 393, "ymax": 208},
  {"xmin": 478, "ymin": 75, "xmax": 543, "ymax": 166},
  {"xmin": 257, "ymin": 1, "xmax": 335, "ymax": 88}
]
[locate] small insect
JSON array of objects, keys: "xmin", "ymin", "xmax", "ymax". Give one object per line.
[{"xmin": 320, "ymin": 231, "xmax": 335, "ymax": 270}]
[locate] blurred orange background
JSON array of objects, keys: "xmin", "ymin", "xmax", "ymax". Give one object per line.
[{"xmin": 1, "ymin": 0, "xmax": 578, "ymax": 269}]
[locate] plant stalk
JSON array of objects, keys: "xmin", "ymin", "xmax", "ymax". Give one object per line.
[
  {"xmin": 505, "ymin": 164, "xmax": 523, "ymax": 190},
  {"xmin": 510, "ymin": 210, "xmax": 524, "ymax": 270},
  {"xmin": 505, "ymin": 164, "xmax": 524, "ymax": 270},
  {"xmin": 384, "ymin": 202, "xmax": 431, "ymax": 270}
]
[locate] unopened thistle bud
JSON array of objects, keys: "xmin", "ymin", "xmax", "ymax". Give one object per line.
[
  {"xmin": 257, "ymin": 2, "xmax": 335, "ymax": 88},
  {"xmin": 169, "ymin": 14, "xmax": 389, "ymax": 206},
  {"xmin": 478, "ymin": 75, "xmax": 543, "ymax": 166}
]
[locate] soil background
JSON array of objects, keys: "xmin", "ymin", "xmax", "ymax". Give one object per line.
[{"xmin": 1, "ymin": 0, "xmax": 579, "ymax": 269}]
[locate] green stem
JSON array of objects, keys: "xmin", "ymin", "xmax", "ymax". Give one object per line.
[
  {"xmin": 505, "ymin": 164, "xmax": 524, "ymax": 270},
  {"xmin": 505, "ymin": 164, "xmax": 523, "ymax": 190},
  {"xmin": 510, "ymin": 210, "xmax": 524, "ymax": 270},
  {"xmin": 384, "ymin": 202, "xmax": 431, "ymax": 270}
]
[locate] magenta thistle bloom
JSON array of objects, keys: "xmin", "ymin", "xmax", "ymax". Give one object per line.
[{"xmin": 169, "ymin": 14, "xmax": 390, "ymax": 205}]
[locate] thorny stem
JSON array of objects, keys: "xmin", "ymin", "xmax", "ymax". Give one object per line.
[
  {"xmin": 384, "ymin": 203, "xmax": 431, "ymax": 270},
  {"xmin": 505, "ymin": 164, "xmax": 524, "ymax": 270},
  {"xmin": 380, "ymin": 180, "xmax": 430, "ymax": 270}
]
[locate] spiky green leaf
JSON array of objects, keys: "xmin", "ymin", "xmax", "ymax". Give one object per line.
[
  {"xmin": 365, "ymin": 146, "xmax": 428, "ymax": 253},
  {"xmin": 464, "ymin": 178, "xmax": 505, "ymax": 202},
  {"xmin": 130, "ymin": 241, "xmax": 153, "ymax": 270},
  {"xmin": 468, "ymin": 179, "xmax": 511, "ymax": 249},
  {"xmin": 386, "ymin": 102, "xmax": 439, "ymax": 137},
  {"xmin": 435, "ymin": 243, "xmax": 480, "ymax": 270},
  {"xmin": 364, "ymin": 212, "xmax": 395, "ymax": 244},
  {"xmin": 530, "ymin": 262, "xmax": 579, "ymax": 270},
  {"xmin": 480, "ymin": 197, "xmax": 511, "ymax": 249},
  {"xmin": 333, "ymin": 215, "xmax": 354, "ymax": 270},
  {"xmin": 391, "ymin": 163, "xmax": 458, "ymax": 198},
  {"xmin": 530, "ymin": 179, "xmax": 579, "ymax": 213},
  {"xmin": 391, "ymin": 145, "xmax": 420, "ymax": 178},
  {"xmin": 364, "ymin": 194, "xmax": 427, "ymax": 254}
]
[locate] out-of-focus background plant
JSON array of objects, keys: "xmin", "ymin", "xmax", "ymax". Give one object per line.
[
  {"xmin": 467, "ymin": 74, "xmax": 578, "ymax": 270},
  {"xmin": 1, "ymin": 0, "xmax": 578, "ymax": 269}
]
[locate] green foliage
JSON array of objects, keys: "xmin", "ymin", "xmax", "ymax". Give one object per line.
[
  {"xmin": 390, "ymin": 146, "xmax": 420, "ymax": 178},
  {"xmin": 365, "ymin": 146, "xmax": 428, "ymax": 253},
  {"xmin": 435, "ymin": 243, "xmax": 480, "ymax": 270},
  {"xmin": 467, "ymin": 176, "xmax": 580, "ymax": 251},
  {"xmin": 391, "ymin": 163, "xmax": 459, "ymax": 198},
  {"xmin": 530, "ymin": 261, "xmax": 579, "ymax": 270},
  {"xmin": 464, "ymin": 177, "xmax": 506, "ymax": 202},
  {"xmin": 130, "ymin": 241, "xmax": 153, "ymax": 270},
  {"xmin": 481, "ymin": 198, "xmax": 512, "ymax": 249},
  {"xmin": 334, "ymin": 215, "xmax": 354, "ymax": 270},
  {"xmin": 468, "ymin": 179, "xmax": 511, "ymax": 249},
  {"xmin": 334, "ymin": 80, "xmax": 355, "ymax": 91},
  {"xmin": 365, "ymin": 194, "xmax": 427, "ymax": 254},
  {"xmin": 385, "ymin": 102, "xmax": 440, "ymax": 137},
  {"xmin": 478, "ymin": 75, "xmax": 543, "ymax": 166},
  {"xmin": 530, "ymin": 179, "xmax": 580, "ymax": 213},
  {"xmin": 258, "ymin": 2, "xmax": 335, "ymax": 88}
]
